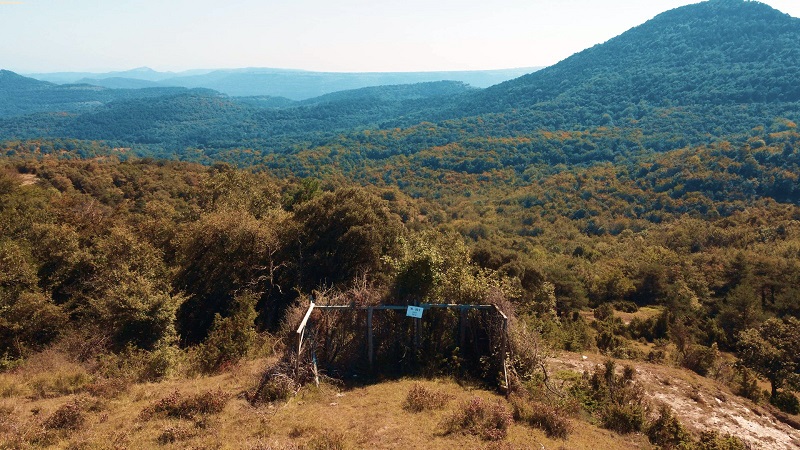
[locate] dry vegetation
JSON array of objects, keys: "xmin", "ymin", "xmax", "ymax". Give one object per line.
[
  {"xmin": 0, "ymin": 347, "xmax": 667, "ymax": 450},
  {"xmin": 5, "ymin": 345, "xmax": 788, "ymax": 449}
]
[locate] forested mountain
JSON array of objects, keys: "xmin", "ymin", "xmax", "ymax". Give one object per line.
[
  {"xmin": 463, "ymin": 0, "xmax": 800, "ymax": 115},
  {"xmin": 0, "ymin": 81, "xmax": 477, "ymax": 150},
  {"xmin": 0, "ymin": 70, "xmax": 189, "ymax": 118}
]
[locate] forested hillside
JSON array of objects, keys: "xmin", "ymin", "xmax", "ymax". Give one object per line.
[{"xmin": 0, "ymin": 70, "xmax": 189, "ymax": 119}]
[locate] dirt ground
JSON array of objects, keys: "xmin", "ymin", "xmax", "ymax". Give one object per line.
[{"xmin": 550, "ymin": 352, "xmax": 800, "ymax": 450}]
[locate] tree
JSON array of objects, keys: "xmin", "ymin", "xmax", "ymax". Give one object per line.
[
  {"xmin": 737, "ymin": 317, "xmax": 800, "ymax": 397},
  {"xmin": 291, "ymin": 188, "xmax": 403, "ymax": 292}
]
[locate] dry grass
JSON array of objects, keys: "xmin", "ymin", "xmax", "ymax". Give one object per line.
[{"xmin": 0, "ymin": 348, "xmax": 658, "ymax": 449}]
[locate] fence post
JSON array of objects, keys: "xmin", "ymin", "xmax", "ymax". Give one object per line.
[
  {"xmin": 295, "ymin": 301, "xmax": 316, "ymax": 381},
  {"xmin": 367, "ymin": 306, "xmax": 374, "ymax": 371},
  {"xmin": 459, "ymin": 307, "xmax": 467, "ymax": 357}
]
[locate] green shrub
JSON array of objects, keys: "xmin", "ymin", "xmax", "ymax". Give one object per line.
[
  {"xmin": 601, "ymin": 402, "xmax": 646, "ymax": 434},
  {"xmin": 572, "ymin": 360, "xmax": 650, "ymax": 435},
  {"xmin": 646, "ymin": 404, "xmax": 692, "ymax": 448},
  {"xmin": 735, "ymin": 365, "xmax": 762, "ymax": 403},
  {"xmin": 442, "ymin": 397, "xmax": 513, "ymax": 441},
  {"xmin": 594, "ymin": 303, "xmax": 614, "ymax": 321},
  {"xmin": 402, "ymin": 384, "xmax": 452, "ymax": 413},
  {"xmin": 195, "ymin": 292, "xmax": 258, "ymax": 374},
  {"xmin": 96, "ymin": 344, "xmax": 178, "ymax": 382},
  {"xmin": 770, "ymin": 390, "xmax": 800, "ymax": 414},
  {"xmin": 681, "ymin": 344, "xmax": 718, "ymax": 377},
  {"xmin": 695, "ymin": 430, "xmax": 748, "ymax": 450},
  {"xmin": 613, "ymin": 301, "xmax": 639, "ymax": 313}
]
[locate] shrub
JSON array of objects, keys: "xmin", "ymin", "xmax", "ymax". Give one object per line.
[
  {"xmin": 255, "ymin": 374, "xmax": 296, "ymax": 404},
  {"xmin": 510, "ymin": 394, "xmax": 571, "ymax": 439},
  {"xmin": 140, "ymin": 389, "xmax": 228, "ymax": 420},
  {"xmin": 681, "ymin": 344, "xmax": 718, "ymax": 377},
  {"xmin": 770, "ymin": 390, "xmax": 800, "ymax": 415},
  {"xmin": 646, "ymin": 405, "xmax": 692, "ymax": 448},
  {"xmin": 594, "ymin": 303, "xmax": 614, "ymax": 321},
  {"xmin": 572, "ymin": 360, "xmax": 649, "ymax": 434},
  {"xmin": 441, "ymin": 397, "xmax": 513, "ymax": 441},
  {"xmin": 43, "ymin": 399, "xmax": 85, "ymax": 431},
  {"xmin": 95, "ymin": 344, "xmax": 178, "ymax": 382},
  {"xmin": 601, "ymin": 402, "xmax": 646, "ymax": 434},
  {"xmin": 195, "ymin": 292, "xmax": 258, "ymax": 374},
  {"xmin": 402, "ymin": 384, "xmax": 452, "ymax": 412},
  {"xmin": 613, "ymin": 301, "xmax": 639, "ymax": 313},
  {"xmin": 695, "ymin": 430, "xmax": 748, "ymax": 450},
  {"xmin": 735, "ymin": 365, "xmax": 762, "ymax": 403}
]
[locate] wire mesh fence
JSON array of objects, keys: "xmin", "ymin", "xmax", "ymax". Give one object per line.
[{"xmin": 295, "ymin": 302, "xmax": 509, "ymax": 388}]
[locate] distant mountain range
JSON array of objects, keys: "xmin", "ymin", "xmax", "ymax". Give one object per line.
[{"xmin": 24, "ymin": 67, "xmax": 540, "ymax": 100}]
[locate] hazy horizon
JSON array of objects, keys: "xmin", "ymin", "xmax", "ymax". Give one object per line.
[{"xmin": 2, "ymin": 0, "xmax": 800, "ymax": 74}]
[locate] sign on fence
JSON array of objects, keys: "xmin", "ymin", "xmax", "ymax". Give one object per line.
[{"xmin": 406, "ymin": 305, "xmax": 424, "ymax": 318}]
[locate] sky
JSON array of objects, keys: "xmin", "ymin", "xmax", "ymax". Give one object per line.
[{"xmin": 1, "ymin": 0, "xmax": 799, "ymax": 74}]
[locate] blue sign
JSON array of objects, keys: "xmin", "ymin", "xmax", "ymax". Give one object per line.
[{"xmin": 406, "ymin": 306, "xmax": 424, "ymax": 318}]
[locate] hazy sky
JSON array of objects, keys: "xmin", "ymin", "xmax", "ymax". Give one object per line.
[{"xmin": 2, "ymin": 0, "xmax": 799, "ymax": 74}]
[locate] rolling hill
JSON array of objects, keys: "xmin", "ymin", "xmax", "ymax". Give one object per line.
[{"xmin": 0, "ymin": 70, "xmax": 189, "ymax": 118}]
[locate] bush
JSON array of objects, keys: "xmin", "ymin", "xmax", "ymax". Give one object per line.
[
  {"xmin": 736, "ymin": 365, "xmax": 762, "ymax": 403},
  {"xmin": 572, "ymin": 360, "xmax": 649, "ymax": 434},
  {"xmin": 43, "ymin": 399, "xmax": 85, "ymax": 431},
  {"xmin": 402, "ymin": 384, "xmax": 452, "ymax": 413},
  {"xmin": 613, "ymin": 301, "xmax": 639, "ymax": 313},
  {"xmin": 140, "ymin": 389, "xmax": 229, "ymax": 420},
  {"xmin": 594, "ymin": 303, "xmax": 614, "ymax": 321},
  {"xmin": 601, "ymin": 402, "xmax": 646, "ymax": 434},
  {"xmin": 695, "ymin": 430, "xmax": 749, "ymax": 450},
  {"xmin": 441, "ymin": 397, "xmax": 513, "ymax": 441},
  {"xmin": 770, "ymin": 390, "xmax": 800, "ymax": 415},
  {"xmin": 195, "ymin": 292, "xmax": 258, "ymax": 374},
  {"xmin": 510, "ymin": 394, "xmax": 571, "ymax": 439},
  {"xmin": 254, "ymin": 374, "xmax": 297, "ymax": 404},
  {"xmin": 96, "ymin": 344, "xmax": 178, "ymax": 382},
  {"xmin": 646, "ymin": 405, "xmax": 692, "ymax": 448},
  {"xmin": 681, "ymin": 344, "xmax": 718, "ymax": 377}
]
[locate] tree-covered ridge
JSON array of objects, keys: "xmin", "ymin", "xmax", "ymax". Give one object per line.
[
  {"xmin": 0, "ymin": 70, "xmax": 191, "ymax": 119},
  {"xmin": 466, "ymin": 0, "xmax": 800, "ymax": 115}
]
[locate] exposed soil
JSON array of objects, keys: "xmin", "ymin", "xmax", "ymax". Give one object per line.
[{"xmin": 550, "ymin": 352, "xmax": 800, "ymax": 450}]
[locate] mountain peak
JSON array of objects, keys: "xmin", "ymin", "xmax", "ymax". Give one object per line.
[{"xmin": 471, "ymin": 0, "xmax": 800, "ymax": 113}]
